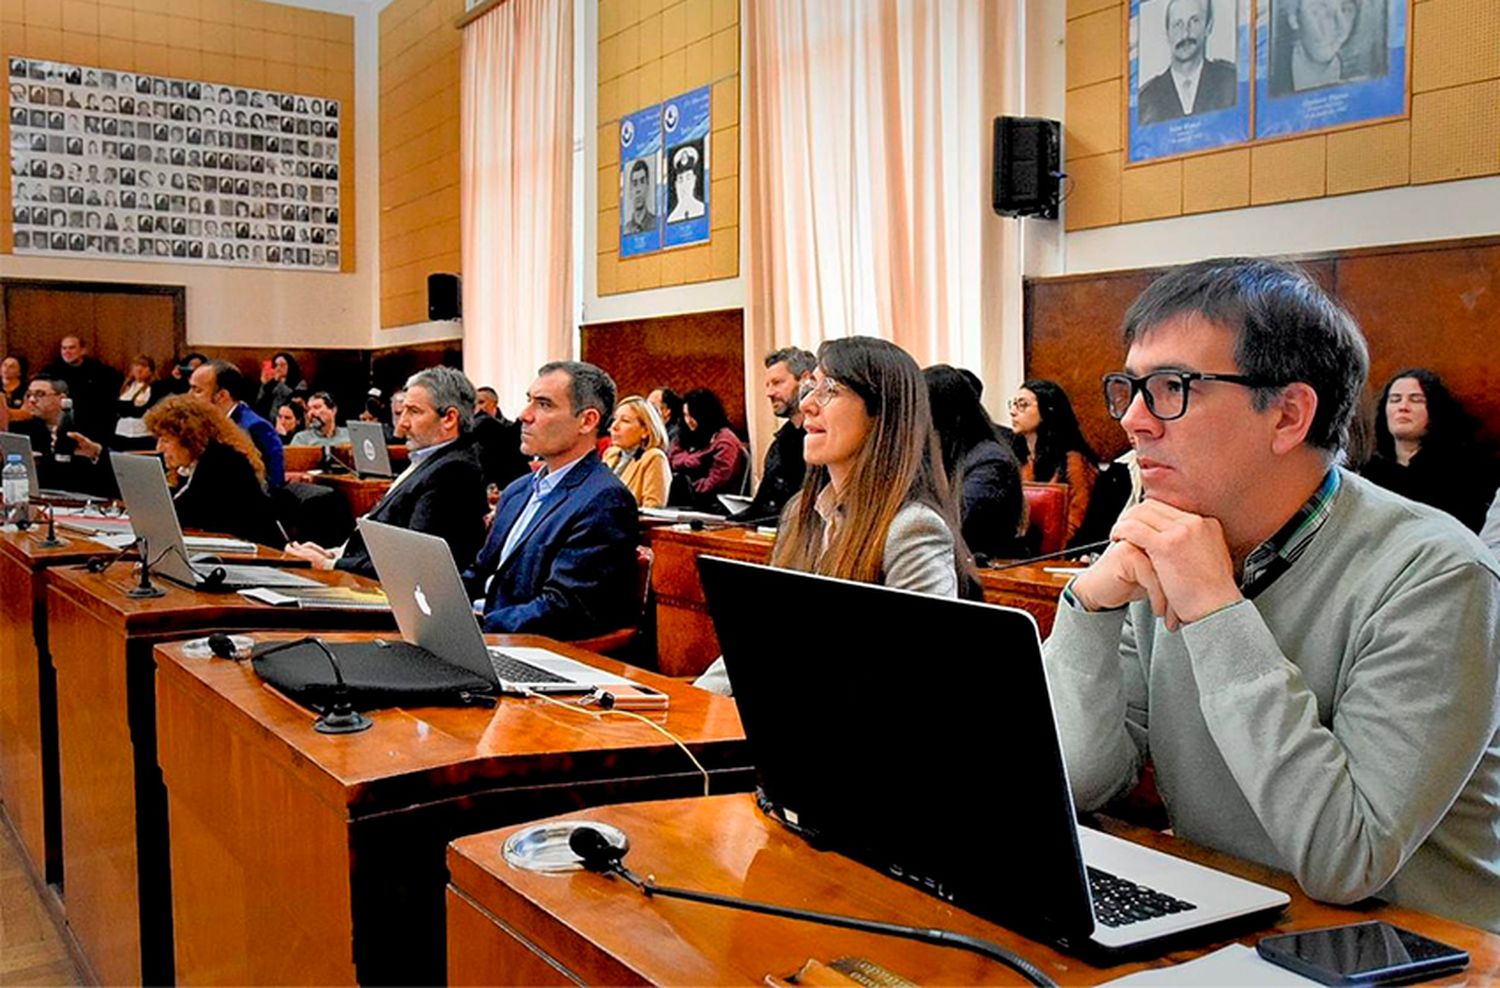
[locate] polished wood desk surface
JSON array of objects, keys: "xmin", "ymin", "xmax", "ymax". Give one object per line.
[
  {"xmin": 646, "ymin": 525, "xmax": 1073, "ymax": 676},
  {"xmin": 447, "ymin": 794, "xmax": 1500, "ymax": 987},
  {"xmin": 43, "ymin": 566, "xmax": 395, "ymax": 987},
  {"xmin": 154, "ymin": 632, "xmax": 751, "ymax": 985},
  {"xmin": 314, "ymin": 470, "xmax": 395, "ymax": 517}
]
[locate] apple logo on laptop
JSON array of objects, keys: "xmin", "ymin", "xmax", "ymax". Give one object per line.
[{"xmin": 413, "ymin": 584, "xmax": 431, "ymax": 616}]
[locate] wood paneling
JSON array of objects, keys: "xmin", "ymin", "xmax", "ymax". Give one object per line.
[
  {"xmin": 1, "ymin": 280, "xmax": 185, "ymax": 384},
  {"xmin": 580, "ymin": 308, "xmax": 746, "ymax": 432},
  {"xmin": 1025, "ymin": 238, "xmax": 1500, "ymax": 461}
]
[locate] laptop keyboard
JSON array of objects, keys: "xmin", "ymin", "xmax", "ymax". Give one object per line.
[
  {"xmin": 1087, "ymin": 867, "xmax": 1197, "ymax": 927},
  {"xmin": 487, "ymin": 649, "xmax": 571, "ymax": 685}
]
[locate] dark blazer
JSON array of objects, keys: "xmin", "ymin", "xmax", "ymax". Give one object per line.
[
  {"xmin": 173, "ymin": 441, "xmax": 284, "ymax": 547},
  {"xmin": 335, "ymin": 434, "xmax": 488, "ymax": 578},
  {"xmin": 1137, "ymin": 58, "xmax": 1237, "ymax": 124},
  {"xmin": 734, "ymin": 420, "xmax": 806, "ymax": 523},
  {"xmin": 230, "ymin": 402, "xmax": 285, "ymax": 488},
  {"xmin": 955, "ymin": 439, "xmax": 1025, "ymax": 559},
  {"xmin": 463, "ymin": 451, "xmax": 640, "ymax": 638},
  {"xmin": 17, "ymin": 418, "xmax": 115, "ymax": 497},
  {"xmin": 471, "ymin": 413, "xmax": 532, "ymax": 489}
]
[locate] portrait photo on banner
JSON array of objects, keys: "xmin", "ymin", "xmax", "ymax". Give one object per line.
[
  {"xmin": 661, "ymin": 85, "xmax": 710, "ymax": 249},
  {"xmin": 618, "ymin": 102, "xmax": 663, "ymax": 258},
  {"xmin": 1255, "ymin": 0, "xmax": 1407, "ymax": 139},
  {"xmin": 1128, "ymin": 0, "xmax": 1251, "ymax": 163}
]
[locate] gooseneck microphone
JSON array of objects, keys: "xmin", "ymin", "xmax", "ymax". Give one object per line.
[
  {"xmin": 566, "ymin": 828, "xmax": 1058, "ymax": 987},
  {"xmin": 35, "ymin": 503, "xmax": 67, "ymax": 548},
  {"xmin": 250, "ymin": 636, "xmax": 373, "ymax": 734},
  {"xmin": 125, "ymin": 536, "xmax": 168, "ymax": 598},
  {"xmin": 986, "ymin": 539, "xmax": 1111, "ymax": 571}
]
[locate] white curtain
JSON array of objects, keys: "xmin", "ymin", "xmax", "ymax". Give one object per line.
[
  {"xmin": 744, "ymin": 0, "xmax": 1017, "ymax": 454},
  {"xmin": 460, "ymin": 0, "xmax": 574, "ymax": 417}
]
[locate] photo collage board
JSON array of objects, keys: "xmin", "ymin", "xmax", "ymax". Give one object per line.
[{"xmin": 7, "ymin": 56, "xmax": 343, "ymax": 270}]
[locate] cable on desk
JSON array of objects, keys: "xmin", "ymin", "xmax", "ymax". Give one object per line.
[{"xmin": 521, "ymin": 687, "xmax": 711, "ymax": 796}]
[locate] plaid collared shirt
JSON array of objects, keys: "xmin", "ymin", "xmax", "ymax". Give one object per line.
[{"xmin": 1239, "ymin": 468, "xmax": 1341, "ymax": 599}]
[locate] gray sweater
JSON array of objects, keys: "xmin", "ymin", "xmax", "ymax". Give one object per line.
[{"xmin": 1043, "ymin": 471, "xmax": 1500, "ymax": 931}]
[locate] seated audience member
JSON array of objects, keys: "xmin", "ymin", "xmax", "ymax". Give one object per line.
[
  {"xmin": 603, "ymin": 395, "xmax": 672, "ymax": 508},
  {"xmin": 471, "ymin": 384, "xmax": 531, "ymax": 489},
  {"xmin": 925, "ymin": 364, "xmax": 1025, "ymax": 559},
  {"xmin": 696, "ymin": 337, "xmax": 973, "ymax": 695},
  {"xmin": 16, "ymin": 376, "xmax": 114, "ymax": 497},
  {"xmin": 254, "ymin": 350, "xmax": 304, "ymax": 421},
  {"xmin": 166, "ymin": 352, "xmax": 208, "ymax": 396},
  {"xmin": 289, "ymin": 391, "xmax": 349, "ymax": 447},
  {"xmin": 1360, "ymin": 368, "xmax": 1496, "ymax": 534},
  {"xmin": 648, "ymin": 386, "xmax": 685, "ymax": 448},
  {"xmin": 1044, "ymin": 258, "xmax": 1500, "ymax": 931},
  {"xmin": 274, "ymin": 398, "xmax": 306, "ymax": 445},
  {"xmin": 360, "ymin": 390, "xmax": 388, "ymax": 428},
  {"xmin": 285, "ymin": 367, "xmax": 487, "ymax": 577},
  {"xmin": 138, "ymin": 395, "xmax": 284, "ymax": 547},
  {"xmin": 733, "ymin": 348, "xmax": 816, "ymax": 523},
  {"xmin": 189, "ymin": 359, "xmax": 285, "ymax": 488},
  {"xmin": 1009, "ymin": 378, "xmax": 1099, "ymax": 544},
  {"xmin": 668, "ymin": 387, "xmax": 747, "ymax": 508},
  {"xmin": 3, "ymin": 355, "xmax": 31, "ymax": 420},
  {"xmin": 113, "ymin": 355, "xmax": 168, "ymax": 447},
  {"xmin": 462, "ymin": 361, "xmax": 639, "ymax": 638},
  {"xmin": 42, "ymin": 334, "xmax": 122, "ymax": 440},
  {"xmin": 387, "ymin": 388, "xmax": 408, "ymax": 442}
]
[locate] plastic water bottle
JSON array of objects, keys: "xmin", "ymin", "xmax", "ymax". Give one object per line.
[{"xmin": 2, "ymin": 454, "xmax": 28, "ymax": 526}]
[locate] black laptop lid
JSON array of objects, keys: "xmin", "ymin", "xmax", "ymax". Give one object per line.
[{"xmin": 699, "ymin": 555, "xmax": 1095, "ymax": 939}]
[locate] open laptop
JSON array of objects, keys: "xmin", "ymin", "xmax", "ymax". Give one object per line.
[
  {"xmin": 110, "ymin": 452, "xmax": 321, "ymax": 591},
  {"xmin": 698, "ymin": 556, "xmax": 1289, "ymax": 959},
  {"xmin": 0, "ymin": 431, "xmax": 99, "ymax": 502},
  {"xmin": 358, "ymin": 518, "xmax": 637, "ymax": 694},
  {"xmin": 346, "ymin": 421, "xmax": 394, "ymax": 478}
]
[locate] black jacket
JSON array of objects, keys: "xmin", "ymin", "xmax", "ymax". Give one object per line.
[
  {"xmin": 471, "ymin": 413, "xmax": 532, "ymax": 490},
  {"xmin": 1137, "ymin": 58, "xmax": 1238, "ymax": 124},
  {"xmin": 734, "ymin": 419, "xmax": 806, "ymax": 523},
  {"xmin": 41, "ymin": 355, "xmax": 123, "ymax": 441},
  {"xmin": 954, "ymin": 439, "xmax": 1025, "ymax": 559},
  {"xmin": 18, "ymin": 418, "xmax": 116, "ymax": 498},
  {"xmin": 172, "ymin": 441, "xmax": 284, "ymax": 547},
  {"xmin": 336, "ymin": 434, "xmax": 488, "ymax": 577},
  {"xmin": 1362, "ymin": 448, "xmax": 1498, "ymax": 535}
]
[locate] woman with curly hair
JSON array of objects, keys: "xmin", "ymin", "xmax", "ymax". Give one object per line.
[
  {"xmin": 144, "ymin": 394, "xmax": 284, "ymax": 547},
  {"xmin": 1008, "ymin": 378, "xmax": 1099, "ymax": 544}
]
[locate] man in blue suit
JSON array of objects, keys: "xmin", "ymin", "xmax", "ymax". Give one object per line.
[
  {"xmin": 463, "ymin": 361, "xmax": 639, "ymax": 638},
  {"xmin": 190, "ymin": 359, "xmax": 285, "ymax": 488}
]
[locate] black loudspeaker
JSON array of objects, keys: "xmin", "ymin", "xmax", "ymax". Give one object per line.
[
  {"xmin": 428, "ymin": 273, "xmax": 462, "ymax": 321},
  {"xmin": 992, "ymin": 117, "xmax": 1061, "ymax": 220}
]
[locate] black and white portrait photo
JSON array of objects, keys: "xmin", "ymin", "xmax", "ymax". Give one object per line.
[
  {"xmin": 1268, "ymin": 0, "xmax": 1388, "ymax": 97},
  {"xmin": 1136, "ymin": 0, "xmax": 1239, "ymax": 124},
  {"xmin": 621, "ymin": 157, "xmax": 657, "ymax": 235},
  {"xmin": 665, "ymin": 141, "xmax": 706, "ymax": 224}
]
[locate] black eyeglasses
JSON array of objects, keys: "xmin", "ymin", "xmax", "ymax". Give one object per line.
[{"xmin": 1102, "ymin": 370, "xmax": 1279, "ymax": 421}]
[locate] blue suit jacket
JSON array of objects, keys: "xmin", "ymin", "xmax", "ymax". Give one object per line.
[
  {"xmin": 231, "ymin": 402, "xmax": 285, "ymax": 488},
  {"xmin": 463, "ymin": 451, "xmax": 640, "ymax": 637}
]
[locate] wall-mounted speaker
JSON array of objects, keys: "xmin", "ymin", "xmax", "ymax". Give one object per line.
[
  {"xmin": 428, "ymin": 273, "xmax": 462, "ymax": 321},
  {"xmin": 992, "ymin": 117, "xmax": 1061, "ymax": 220}
]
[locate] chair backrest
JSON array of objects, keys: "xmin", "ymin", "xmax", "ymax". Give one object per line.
[
  {"xmin": 570, "ymin": 544, "xmax": 655, "ymax": 659},
  {"xmin": 1022, "ymin": 481, "xmax": 1071, "ymax": 556}
]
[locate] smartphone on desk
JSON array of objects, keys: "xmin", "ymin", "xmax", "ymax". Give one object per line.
[{"xmin": 1257, "ymin": 920, "xmax": 1468, "ymax": 985}]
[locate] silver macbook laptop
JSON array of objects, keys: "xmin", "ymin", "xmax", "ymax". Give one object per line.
[
  {"xmin": 698, "ymin": 556, "xmax": 1289, "ymax": 958},
  {"xmin": 0, "ymin": 431, "xmax": 97, "ymax": 502},
  {"xmin": 110, "ymin": 453, "xmax": 320, "ymax": 591},
  {"xmin": 346, "ymin": 421, "xmax": 394, "ymax": 478},
  {"xmin": 358, "ymin": 518, "xmax": 635, "ymax": 694}
]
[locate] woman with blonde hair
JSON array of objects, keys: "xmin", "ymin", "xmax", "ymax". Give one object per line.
[
  {"xmin": 603, "ymin": 395, "xmax": 672, "ymax": 508},
  {"xmin": 695, "ymin": 337, "xmax": 974, "ymax": 695},
  {"xmin": 144, "ymin": 394, "xmax": 284, "ymax": 547}
]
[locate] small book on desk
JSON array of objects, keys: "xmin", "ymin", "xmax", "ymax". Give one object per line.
[{"xmin": 238, "ymin": 586, "xmax": 390, "ymax": 610}]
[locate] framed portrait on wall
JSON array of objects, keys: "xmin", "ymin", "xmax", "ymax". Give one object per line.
[
  {"xmin": 1254, "ymin": 0, "xmax": 1408, "ymax": 139},
  {"xmin": 618, "ymin": 102, "xmax": 663, "ymax": 258},
  {"xmin": 1127, "ymin": 0, "xmax": 1252, "ymax": 163},
  {"xmin": 661, "ymin": 85, "xmax": 710, "ymax": 249}
]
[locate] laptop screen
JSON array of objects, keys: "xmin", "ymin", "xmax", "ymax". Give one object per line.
[
  {"xmin": 346, "ymin": 421, "xmax": 393, "ymax": 478},
  {"xmin": 698, "ymin": 555, "xmax": 1096, "ymax": 940},
  {"xmin": 111, "ymin": 452, "xmax": 198, "ymax": 585}
]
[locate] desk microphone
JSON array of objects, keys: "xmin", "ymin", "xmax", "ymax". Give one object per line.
[
  {"xmin": 566, "ymin": 827, "xmax": 1058, "ymax": 987},
  {"xmin": 987, "ymin": 539, "xmax": 1111, "ymax": 571},
  {"xmin": 251, "ymin": 636, "xmax": 373, "ymax": 734},
  {"xmin": 34, "ymin": 503, "xmax": 67, "ymax": 548}
]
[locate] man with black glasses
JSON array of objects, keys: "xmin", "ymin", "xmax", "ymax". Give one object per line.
[{"xmin": 1043, "ymin": 258, "xmax": 1500, "ymax": 932}]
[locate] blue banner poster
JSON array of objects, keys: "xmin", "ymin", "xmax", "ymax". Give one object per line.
[
  {"xmin": 1254, "ymin": 0, "xmax": 1407, "ymax": 140},
  {"xmin": 661, "ymin": 85, "xmax": 711, "ymax": 249},
  {"xmin": 1128, "ymin": 0, "xmax": 1252, "ymax": 164},
  {"xmin": 619, "ymin": 102, "xmax": 662, "ymax": 258}
]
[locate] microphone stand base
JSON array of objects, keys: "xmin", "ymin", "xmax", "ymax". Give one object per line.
[
  {"xmin": 34, "ymin": 536, "xmax": 68, "ymax": 548},
  {"xmin": 125, "ymin": 585, "xmax": 167, "ymax": 598},
  {"xmin": 314, "ymin": 709, "xmax": 374, "ymax": 734}
]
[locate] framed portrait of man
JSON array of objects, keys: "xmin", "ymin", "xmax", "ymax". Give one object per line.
[
  {"xmin": 619, "ymin": 102, "xmax": 663, "ymax": 258},
  {"xmin": 1127, "ymin": 0, "xmax": 1251, "ymax": 163},
  {"xmin": 661, "ymin": 85, "xmax": 711, "ymax": 250}
]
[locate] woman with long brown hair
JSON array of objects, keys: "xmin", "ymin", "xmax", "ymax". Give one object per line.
[
  {"xmin": 143, "ymin": 394, "xmax": 284, "ymax": 547},
  {"xmin": 695, "ymin": 337, "xmax": 974, "ymax": 695}
]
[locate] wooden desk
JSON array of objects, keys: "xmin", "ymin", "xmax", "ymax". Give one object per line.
[
  {"xmin": 44, "ymin": 565, "xmax": 394, "ymax": 986},
  {"xmin": 155, "ymin": 633, "xmax": 753, "ymax": 985},
  {"xmin": 646, "ymin": 526, "xmax": 1071, "ymax": 677},
  {"xmin": 315, "ymin": 471, "xmax": 394, "ymax": 517},
  {"xmin": 447, "ymin": 794, "xmax": 1500, "ymax": 986}
]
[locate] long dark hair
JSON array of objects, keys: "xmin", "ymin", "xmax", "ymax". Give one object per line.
[
  {"xmin": 774, "ymin": 338, "xmax": 973, "ymax": 589},
  {"xmin": 925, "ymin": 365, "xmax": 1005, "ymax": 481},
  {"xmin": 1371, "ymin": 368, "xmax": 1474, "ymax": 461},
  {"xmin": 680, "ymin": 388, "xmax": 731, "ymax": 448},
  {"xmin": 1012, "ymin": 379, "xmax": 1096, "ymax": 483},
  {"xmin": 653, "ymin": 386, "xmax": 684, "ymax": 425},
  {"xmin": 272, "ymin": 350, "xmax": 303, "ymax": 388}
]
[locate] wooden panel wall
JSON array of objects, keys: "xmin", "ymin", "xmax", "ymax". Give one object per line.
[
  {"xmin": 0, "ymin": 280, "xmax": 185, "ymax": 381},
  {"xmin": 0, "ymin": 0, "xmax": 357, "ymax": 267},
  {"xmin": 1025, "ymin": 237, "xmax": 1500, "ymax": 462},
  {"xmin": 1064, "ymin": 0, "xmax": 1500, "ymax": 231},
  {"xmin": 378, "ymin": 0, "xmax": 463, "ymax": 328},
  {"xmin": 580, "ymin": 308, "xmax": 746, "ymax": 433},
  {"xmin": 596, "ymin": 0, "xmax": 740, "ymax": 295}
]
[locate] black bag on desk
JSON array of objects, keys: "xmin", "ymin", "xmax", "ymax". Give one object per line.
[{"xmin": 251, "ymin": 638, "xmax": 495, "ymax": 712}]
